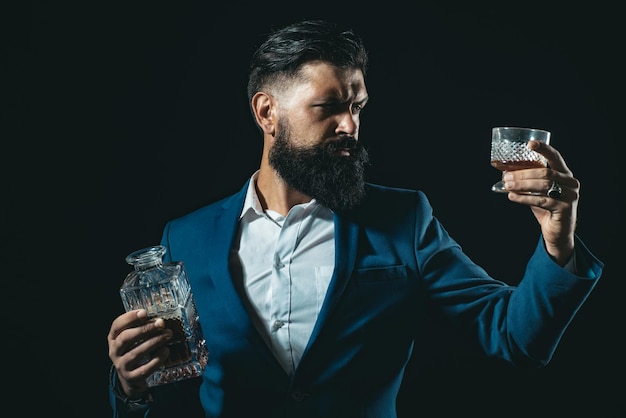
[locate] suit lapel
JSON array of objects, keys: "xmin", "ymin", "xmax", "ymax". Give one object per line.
[
  {"xmin": 301, "ymin": 213, "xmax": 359, "ymax": 356},
  {"xmin": 203, "ymin": 182, "xmax": 285, "ymax": 371},
  {"xmin": 205, "ymin": 187, "xmax": 249, "ymax": 323}
]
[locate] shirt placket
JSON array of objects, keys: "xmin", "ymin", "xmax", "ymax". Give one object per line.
[{"xmin": 269, "ymin": 206, "xmax": 303, "ymax": 372}]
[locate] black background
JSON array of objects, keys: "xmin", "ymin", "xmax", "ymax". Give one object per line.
[{"xmin": 4, "ymin": 1, "xmax": 623, "ymax": 417}]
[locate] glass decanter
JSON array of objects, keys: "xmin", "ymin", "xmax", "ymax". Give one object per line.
[{"xmin": 120, "ymin": 245, "xmax": 208, "ymax": 386}]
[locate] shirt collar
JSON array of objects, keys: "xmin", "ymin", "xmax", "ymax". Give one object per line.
[
  {"xmin": 239, "ymin": 170, "xmax": 325, "ymax": 220},
  {"xmin": 240, "ymin": 170, "xmax": 264, "ymax": 220}
]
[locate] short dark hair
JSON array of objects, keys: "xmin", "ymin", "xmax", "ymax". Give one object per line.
[{"xmin": 247, "ymin": 20, "xmax": 369, "ymax": 106}]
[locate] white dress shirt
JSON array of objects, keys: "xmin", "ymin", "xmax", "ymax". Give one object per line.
[{"xmin": 231, "ymin": 171, "xmax": 335, "ymax": 374}]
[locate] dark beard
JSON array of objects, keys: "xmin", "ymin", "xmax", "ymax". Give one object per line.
[{"xmin": 268, "ymin": 123, "xmax": 370, "ymax": 214}]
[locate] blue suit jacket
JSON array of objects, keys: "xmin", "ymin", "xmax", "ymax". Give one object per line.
[{"xmin": 112, "ymin": 181, "xmax": 602, "ymax": 418}]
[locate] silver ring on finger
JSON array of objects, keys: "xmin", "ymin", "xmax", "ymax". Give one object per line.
[{"xmin": 547, "ymin": 180, "xmax": 562, "ymax": 199}]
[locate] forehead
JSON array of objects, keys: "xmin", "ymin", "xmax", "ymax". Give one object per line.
[{"xmin": 285, "ymin": 61, "xmax": 367, "ymax": 100}]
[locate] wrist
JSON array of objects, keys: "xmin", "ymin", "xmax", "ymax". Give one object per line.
[{"xmin": 109, "ymin": 364, "xmax": 153, "ymax": 407}]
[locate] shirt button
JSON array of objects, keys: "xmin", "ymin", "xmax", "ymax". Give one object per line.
[
  {"xmin": 273, "ymin": 255, "xmax": 285, "ymax": 269},
  {"xmin": 272, "ymin": 320, "xmax": 285, "ymax": 331}
]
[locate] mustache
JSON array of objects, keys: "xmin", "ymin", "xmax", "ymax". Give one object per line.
[{"xmin": 326, "ymin": 136, "xmax": 360, "ymax": 151}]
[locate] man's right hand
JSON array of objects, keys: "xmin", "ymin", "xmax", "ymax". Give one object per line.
[{"xmin": 107, "ymin": 309, "xmax": 172, "ymax": 397}]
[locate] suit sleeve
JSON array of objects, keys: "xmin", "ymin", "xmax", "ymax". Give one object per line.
[{"xmin": 413, "ymin": 190, "xmax": 603, "ymax": 366}]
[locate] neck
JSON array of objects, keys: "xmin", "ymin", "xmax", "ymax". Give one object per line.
[{"xmin": 255, "ymin": 164, "xmax": 312, "ymax": 216}]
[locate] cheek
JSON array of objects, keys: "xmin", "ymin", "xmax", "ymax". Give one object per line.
[{"xmin": 287, "ymin": 117, "xmax": 330, "ymax": 145}]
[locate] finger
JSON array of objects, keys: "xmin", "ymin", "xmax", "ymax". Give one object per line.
[
  {"xmin": 502, "ymin": 169, "xmax": 552, "ymax": 192},
  {"xmin": 118, "ymin": 345, "xmax": 171, "ymax": 389},
  {"xmin": 108, "ymin": 309, "xmax": 149, "ymax": 341},
  {"xmin": 504, "ymin": 172, "xmax": 578, "ymax": 201},
  {"xmin": 528, "ymin": 140, "xmax": 570, "ymax": 174},
  {"xmin": 504, "ymin": 177, "xmax": 555, "ymax": 196},
  {"xmin": 122, "ymin": 329, "xmax": 172, "ymax": 369},
  {"xmin": 109, "ymin": 316, "xmax": 169, "ymax": 359},
  {"xmin": 506, "ymin": 191, "xmax": 570, "ymax": 209}
]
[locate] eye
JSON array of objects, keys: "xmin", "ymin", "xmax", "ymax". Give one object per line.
[
  {"xmin": 351, "ymin": 103, "xmax": 363, "ymax": 114},
  {"xmin": 316, "ymin": 102, "xmax": 342, "ymax": 114}
]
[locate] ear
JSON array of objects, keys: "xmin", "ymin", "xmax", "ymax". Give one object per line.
[{"xmin": 251, "ymin": 92, "xmax": 276, "ymax": 136}]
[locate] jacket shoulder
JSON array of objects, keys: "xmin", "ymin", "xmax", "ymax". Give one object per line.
[
  {"xmin": 169, "ymin": 181, "xmax": 248, "ymax": 227},
  {"xmin": 362, "ymin": 183, "xmax": 430, "ymax": 211},
  {"xmin": 343, "ymin": 183, "xmax": 433, "ymax": 227}
]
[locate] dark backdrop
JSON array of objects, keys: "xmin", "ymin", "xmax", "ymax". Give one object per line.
[{"xmin": 5, "ymin": 2, "xmax": 623, "ymax": 417}]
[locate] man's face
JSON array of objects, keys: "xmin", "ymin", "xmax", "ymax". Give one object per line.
[{"xmin": 267, "ymin": 62, "xmax": 370, "ymax": 213}]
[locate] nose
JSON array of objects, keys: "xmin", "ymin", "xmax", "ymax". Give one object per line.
[{"xmin": 336, "ymin": 112, "xmax": 359, "ymax": 138}]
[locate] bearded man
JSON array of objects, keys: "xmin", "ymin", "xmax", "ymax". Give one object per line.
[{"xmin": 107, "ymin": 20, "xmax": 603, "ymax": 418}]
